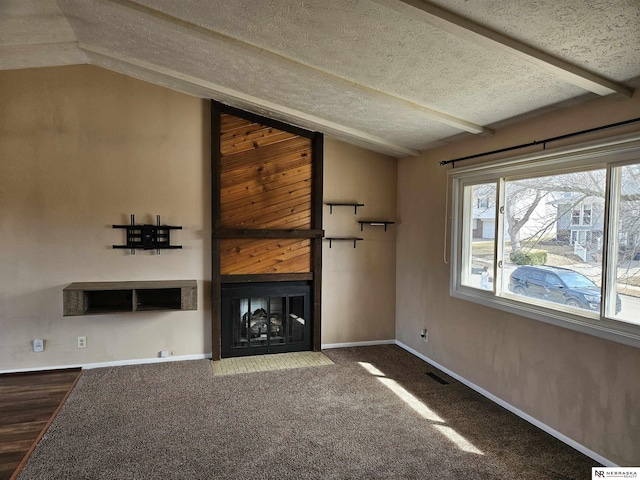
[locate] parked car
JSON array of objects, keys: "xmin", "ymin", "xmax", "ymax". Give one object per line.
[{"xmin": 508, "ymin": 265, "xmax": 621, "ymax": 313}]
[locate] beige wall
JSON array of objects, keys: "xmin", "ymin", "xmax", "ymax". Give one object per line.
[
  {"xmin": 396, "ymin": 91, "xmax": 640, "ymax": 465},
  {"xmin": 0, "ymin": 65, "xmax": 211, "ymax": 370},
  {"xmin": 321, "ymin": 138, "xmax": 397, "ymax": 344},
  {"xmin": 0, "ymin": 65, "xmax": 395, "ymax": 371}
]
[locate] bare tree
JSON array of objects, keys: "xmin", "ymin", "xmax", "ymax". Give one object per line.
[{"xmin": 504, "ymin": 170, "xmax": 607, "ymax": 253}]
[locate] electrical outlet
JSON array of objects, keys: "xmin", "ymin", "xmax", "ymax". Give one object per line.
[
  {"xmin": 33, "ymin": 339, "xmax": 44, "ymax": 353},
  {"xmin": 77, "ymin": 336, "xmax": 87, "ymax": 349},
  {"xmin": 159, "ymin": 350, "xmax": 170, "ymax": 358}
]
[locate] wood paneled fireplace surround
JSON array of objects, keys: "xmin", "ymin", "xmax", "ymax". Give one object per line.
[{"xmin": 211, "ymin": 102, "xmax": 324, "ymax": 360}]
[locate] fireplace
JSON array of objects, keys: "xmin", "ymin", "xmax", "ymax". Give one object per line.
[
  {"xmin": 211, "ymin": 103, "xmax": 323, "ymax": 360},
  {"xmin": 221, "ymin": 282, "xmax": 311, "ymax": 357}
]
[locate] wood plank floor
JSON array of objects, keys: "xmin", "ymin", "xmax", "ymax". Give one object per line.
[{"xmin": 0, "ymin": 369, "xmax": 81, "ymax": 480}]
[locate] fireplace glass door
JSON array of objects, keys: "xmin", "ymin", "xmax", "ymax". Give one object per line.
[{"xmin": 221, "ymin": 283, "xmax": 311, "ymax": 357}]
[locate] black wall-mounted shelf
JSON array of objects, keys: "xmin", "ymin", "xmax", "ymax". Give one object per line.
[
  {"xmin": 325, "ymin": 237, "xmax": 363, "ymax": 248},
  {"xmin": 358, "ymin": 221, "xmax": 395, "ymax": 232},
  {"xmin": 325, "ymin": 202, "xmax": 364, "ymax": 214},
  {"xmin": 113, "ymin": 214, "xmax": 182, "ymax": 255}
]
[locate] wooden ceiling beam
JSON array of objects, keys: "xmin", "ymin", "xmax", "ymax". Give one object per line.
[
  {"xmin": 80, "ymin": 43, "xmax": 422, "ymax": 157},
  {"xmin": 96, "ymin": 0, "xmax": 493, "ymax": 137},
  {"xmin": 374, "ymin": 0, "xmax": 633, "ymax": 98}
]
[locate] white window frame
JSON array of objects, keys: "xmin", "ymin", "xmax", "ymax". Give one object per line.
[{"xmin": 449, "ymin": 133, "xmax": 640, "ymax": 348}]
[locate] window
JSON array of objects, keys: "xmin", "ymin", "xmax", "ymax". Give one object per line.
[
  {"xmin": 571, "ymin": 203, "xmax": 593, "ymax": 226},
  {"xmin": 449, "ymin": 134, "xmax": 640, "ymax": 347},
  {"xmin": 462, "ymin": 183, "xmax": 496, "ymax": 290},
  {"xmin": 583, "ymin": 205, "xmax": 592, "ymax": 225},
  {"xmin": 571, "ymin": 208, "xmax": 581, "ymax": 225}
]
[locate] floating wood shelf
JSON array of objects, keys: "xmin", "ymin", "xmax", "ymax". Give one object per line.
[
  {"xmin": 63, "ymin": 280, "xmax": 197, "ymax": 316},
  {"xmin": 358, "ymin": 221, "xmax": 395, "ymax": 231},
  {"xmin": 324, "ymin": 237, "xmax": 363, "ymax": 248},
  {"xmin": 325, "ymin": 202, "xmax": 364, "ymax": 214}
]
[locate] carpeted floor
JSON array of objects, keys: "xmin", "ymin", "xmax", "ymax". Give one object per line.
[{"xmin": 18, "ymin": 345, "xmax": 597, "ymax": 479}]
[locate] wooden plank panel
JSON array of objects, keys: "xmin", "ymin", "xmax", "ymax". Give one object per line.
[
  {"xmin": 217, "ymin": 110, "xmax": 314, "ymax": 276},
  {"xmin": 238, "ymin": 208, "xmax": 312, "ymax": 231},
  {"xmin": 221, "ymin": 145, "xmax": 310, "ymax": 174},
  {"xmin": 220, "ymin": 184, "xmax": 312, "ymax": 217},
  {"xmin": 221, "ymin": 238, "xmax": 308, "ymax": 265},
  {"xmin": 220, "ymin": 137, "xmax": 311, "ymax": 173},
  {"xmin": 221, "ymin": 254, "xmax": 311, "ymax": 275},
  {"xmin": 220, "ymin": 113, "xmax": 255, "ymax": 130},
  {"xmin": 221, "ymin": 162, "xmax": 312, "ymax": 196},
  {"xmin": 220, "ymin": 237, "xmax": 284, "ymax": 255},
  {"xmin": 220, "ymin": 208, "xmax": 311, "ymax": 230},
  {"xmin": 221, "ymin": 130, "xmax": 298, "ymax": 156},
  {"xmin": 220, "ymin": 165, "xmax": 312, "ymax": 203},
  {"xmin": 221, "ymin": 123, "xmax": 271, "ymax": 141},
  {"xmin": 240, "ymin": 252, "xmax": 311, "ymax": 275},
  {"xmin": 220, "ymin": 238, "xmax": 311, "ymax": 275},
  {"xmin": 214, "ymin": 228, "xmax": 322, "ymax": 240},
  {"xmin": 221, "ymin": 173, "xmax": 311, "ymax": 206},
  {"xmin": 220, "ymin": 151, "xmax": 311, "ymax": 187},
  {"xmin": 281, "ymin": 255, "xmax": 314, "ymax": 273},
  {"xmin": 221, "ymin": 194, "xmax": 311, "ymax": 227},
  {"xmin": 221, "ymin": 195, "xmax": 311, "ymax": 228},
  {"xmin": 221, "ymin": 125, "xmax": 296, "ymax": 149},
  {"xmin": 221, "ymin": 148, "xmax": 310, "ymax": 179},
  {"xmin": 224, "ymin": 205, "xmax": 312, "ymax": 231},
  {"xmin": 222, "ymin": 209, "xmax": 312, "ymax": 231},
  {"xmin": 220, "ymin": 207, "xmax": 311, "ymax": 231}
]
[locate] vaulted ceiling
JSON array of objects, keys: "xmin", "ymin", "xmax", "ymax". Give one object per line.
[{"xmin": 2, "ymin": 0, "xmax": 639, "ymax": 157}]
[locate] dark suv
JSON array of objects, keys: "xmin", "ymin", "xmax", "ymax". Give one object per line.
[{"xmin": 508, "ymin": 265, "xmax": 621, "ymax": 313}]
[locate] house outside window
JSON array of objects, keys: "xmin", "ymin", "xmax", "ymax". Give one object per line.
[{"xmin": 449, "ymin": 134, "xmax": 640, "ymax": 347}]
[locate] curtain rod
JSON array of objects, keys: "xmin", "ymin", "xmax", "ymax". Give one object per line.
[{"xmin": 439, "ymin": 116, "xmax": 640, "ymax": 167}]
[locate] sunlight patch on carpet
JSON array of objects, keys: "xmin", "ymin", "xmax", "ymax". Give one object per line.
[
  {"xmin": 212, "ymin": 351, "xmax": 334, "ymax": 376},
  {"xmin": 358, "ymin": 360, "xmax": 484, "ymax": 455}
]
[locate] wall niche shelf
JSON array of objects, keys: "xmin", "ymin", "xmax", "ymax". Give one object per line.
[
  {"xmin": 63, "ymin": 280, "xmax": 197, "ymax": 316},
  {"xmin": 358, "ymin": 221, "xmax": 395, "ymax": 232},
  {"xmin": 325, "ymin": 202, "xmax": 364, "ymax": 214},
  {"xmin": 324, "ymin": 237, "xmax": 363, "ymax": 248}
]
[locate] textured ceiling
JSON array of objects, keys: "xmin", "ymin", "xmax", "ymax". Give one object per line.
[{"xmin": 1, "ymin": 0, "xmax": 639, "ymax": 157}]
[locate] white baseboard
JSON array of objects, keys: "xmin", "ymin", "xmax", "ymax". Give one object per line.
[
  {"xmin": 0, "ymin": 353, "xmax": 212, "ymax": 374},
  {"xmin": 321, "ymin": 339, "xmax": 396, "ymax": 350},
  {"xmin": 395, "ymin": 340, "xmax": 615, "ymax": 468},
  {"xmin": 82, "ymin": 353, "xmax": 212, "ymax": 369}
]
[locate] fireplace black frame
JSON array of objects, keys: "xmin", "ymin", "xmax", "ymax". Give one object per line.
[
  {"xmin": 210, "ymin": 101, "xmax": 324, "ymax": 360},
  {"xmin": 221, "ymin": 282, "xmax": 312, "ymax": 358}
]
